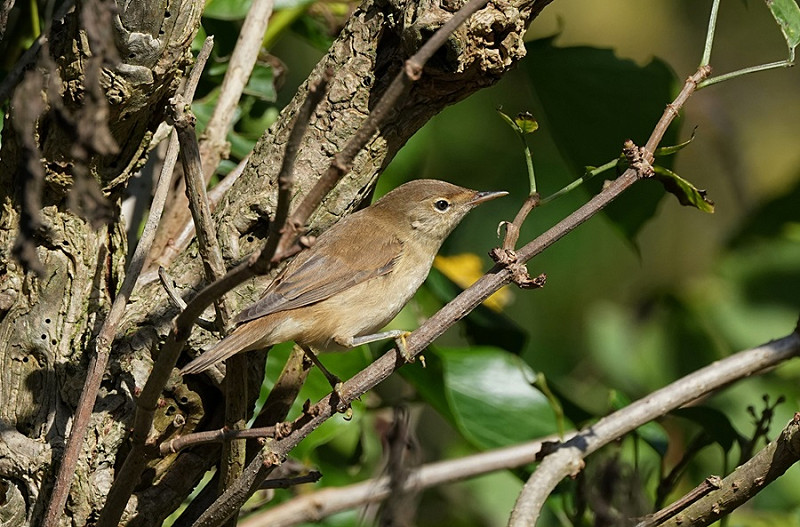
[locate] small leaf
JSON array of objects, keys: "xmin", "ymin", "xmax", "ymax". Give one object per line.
[
  {"xmin": 652, "ymin": 165, "xmax": 715, "ymax": 213},
  {"xmin": 766, "ymin": 0, "xmax": 800, "ymax": 59},
  {"xmin": 242, "ymin": 63, "xmax": 277, "ymax": 102},
  {"xmin": 497, "ymin": 108, "xmax": 522, "ymax": 134},
  {"xmin": 655, "ymin": 129, "xmax": 697, "ymax": 157},
  {"xmin": 515, "ymin": 112, "xmax": 539, "ymax": 134}
]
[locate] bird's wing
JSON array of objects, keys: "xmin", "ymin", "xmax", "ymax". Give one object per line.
[{"xmin": 234, "ymin": 219, "xmax": 403, "ymax": 324}]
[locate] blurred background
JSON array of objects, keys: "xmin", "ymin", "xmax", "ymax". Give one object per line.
[{"xmin": 185, "ymin": 0, "xmax": 800, "ymax": 524}]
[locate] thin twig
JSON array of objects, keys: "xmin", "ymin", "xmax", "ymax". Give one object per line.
[
  {"xmin": 172, "ymin": 86, "xmax": 248, "ymax": 511},
  {"xmin": 657, "ymin": 413, "xmax": 800, "ymax": 527},
  {"xmin": 42, "ymin": 37, "xmax": 214, "ymax": 527},
  {"xmin": 635, "ymin": 476, "xmax": 722, "ymax": 527},
  {"xmin": 159, "ymin": 426, "xmax": 278, "ymax": 456},
  {"xmin": 165, "ymin": 155, "xmax": 250, "ymax": 264},
  {"xmin": 171, "ymin": 346, "xmax": 312, "ymax": 527},
  {"xmin": 501, "ymin": 194, "xmax": 540, "ymax": 251},
  {"xmin": 201, "ymin": 0, "xmax": 275, "ymax": 178},
  {"xmin": 239, "ymin": 434, "xmax": 564, "ymax": 527},
  {"xmin": 260, "ymin": 471, "xmax": 322, "ymax": 490},
  {"xmin": 507, "ymin": 332, "xmax": 800, "ymax": 526}
]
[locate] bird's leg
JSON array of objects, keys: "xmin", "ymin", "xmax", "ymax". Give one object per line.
[
  {"xmin": 299, "ymin": 345, "xmax": 348, "ymax": 412},
  {"xmin": 346, "ymin": 330, "xmax": 415, "ymax": 363}
]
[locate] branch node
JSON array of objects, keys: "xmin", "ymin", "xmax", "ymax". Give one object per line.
[
  {"xmin": 405, "ymin": 59, "xmax": 423, "ymax": 81},
  {"xmin": 623, "ymin": 140, "xmax": 655, "ymax": 178},
  {"xmin": 489, "ymin": 247, "xmax": 517, "ymax": 265}
]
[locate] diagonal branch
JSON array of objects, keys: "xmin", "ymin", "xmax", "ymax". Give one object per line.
[
  {"xmin": 656, "ymin": 413, "xmax": 800, "ymax": 527},
  {"xmin": 508, "ymin": 332, "xmax": 800, "ymax": 526}
]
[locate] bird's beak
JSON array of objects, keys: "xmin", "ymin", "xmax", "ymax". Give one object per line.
[{"xmin": 468, "ymin": 190, "xmax": 508, "ymax": 206}]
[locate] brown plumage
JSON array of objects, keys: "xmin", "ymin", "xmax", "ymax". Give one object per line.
[{"xmin": 180, "ymin": 179, "xmax": 506, "ymax": 375}]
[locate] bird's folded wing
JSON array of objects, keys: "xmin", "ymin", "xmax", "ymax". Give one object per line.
[{"xmin": 234, "ymin": 227, "xmax": 402, "ymax": 324}]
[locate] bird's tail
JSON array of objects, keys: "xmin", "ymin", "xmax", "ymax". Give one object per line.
[{"xmin": 180, "ymin": 324, "xmax": 266, "ymax": 375}]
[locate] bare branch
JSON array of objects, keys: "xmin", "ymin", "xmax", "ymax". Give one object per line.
[
  {"xmin": 201, "ymin": 0, "xmax": 275, "ymax": 177},
  {"xmin": 239, "ymin": 434, "xmax": 565, "ymax": 527},
  {"xmin": 159, "ymin": 425, "xmax": 278, "ymax": 456},
  {"xmin": 658, "ymin": 413, "xmax": 800, "ymax": 527},
  {"xmin": 508, "ymin": 332, "xmax": 800, "ymax": 526},
  {"xmin": 635, "ymin": 476, "xmax": 722, "ymax": 527}
]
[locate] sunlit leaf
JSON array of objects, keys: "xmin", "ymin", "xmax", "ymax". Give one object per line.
[
  {"xmin": 766, "ymin": 0, "xmax": 800, "ymax": 59},
  {"xmin": 515, "ymin": 112, "xmax": 539, "ymax": 134},
  {"xmin": 652, "ymin": 165, "xmax": 715, "ymax": 213},
  {"xmin": 433, "ymin": 253, "xmax": 512, "ymax": 311},
  {"xmin": 434, "ymin": 346, "xmax": 559, "ymax": 449}
]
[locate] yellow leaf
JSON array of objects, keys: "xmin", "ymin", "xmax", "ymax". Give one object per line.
[{"xmin": 433, "ymin": 254, "xmax": 512, "ymax": 312}]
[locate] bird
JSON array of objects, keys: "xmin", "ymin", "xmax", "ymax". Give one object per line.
[{"xmin": 180, "ymin": 179, "xmax": 507, "ymax": 377}]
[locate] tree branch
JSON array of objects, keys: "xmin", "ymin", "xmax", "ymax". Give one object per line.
[
  {"xmin": 238, "ymin": 434, "xmax": 565, "ymax": 527},
  {"xmin": 658, "ymin": 413, "xmax": 800, "ymax": 527},
  {"xmin": 508, "ymin": 332, "xmax": 800, "ymax": 526}
]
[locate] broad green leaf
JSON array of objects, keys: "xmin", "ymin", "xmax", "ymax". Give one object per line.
[
  {"xmin": 523, "ymin": 38, "xmax": 680, "ymax": 242},
  {"xmin": 434, "ymin": 346, "xmax": 559, "ymax": 449},
  {"xmin": 766, "ymin": 0, "xmax": 800, "ymax": 59},
  {"xmin": 652, "ymin": 165, "xmax": 715, "ymax": 213}
]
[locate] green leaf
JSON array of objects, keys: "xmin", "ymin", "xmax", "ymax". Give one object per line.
[
  {"xmin": 515, "ymin": 111, "xmax": 539, "ymax": 134},
  {"xmin": 766, "ymin": 0, "xmax": 800, "ymax": 59},
  {"xmin": 497, "ymin": 108, "xmax": 522, "ymax": 134},
  {"xmin": 242, "ymin": 63, "xmax": 277, "ymax": 102},
  {"xmin": 434, "ymin": 346, "xmax": 559, "ymax": 449},
  {"xmin": 652, "ymin": 165, "xmax": 715, "ymax": 213},
  {"xmin": 523, "ymin": 38, "xmax": 680, "ymax": 242},
  {"xmin": 654, "ymin": 129, "xmax": 696, "ymax": 157}
]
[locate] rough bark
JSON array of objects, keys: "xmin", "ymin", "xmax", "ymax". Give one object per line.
[
  {"xmin": 0, "ymin": 0, "xmax": 202, "ymax": 525},
  {"xmin": 0, "ymin": 0, "xmax": 552, "ymax": 524}
]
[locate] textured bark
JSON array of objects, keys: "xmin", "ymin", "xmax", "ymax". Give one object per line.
[
  {"xmin": 0, "ymin": 0, "xmax": 551, "ymax": 524},
  {"xmin": 0, "ymin": 0, "xmax": 202, "ymax": 525}
]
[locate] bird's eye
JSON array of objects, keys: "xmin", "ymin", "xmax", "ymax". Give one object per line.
[{"xmin": 434, "ymin": 199, "xmax": 450, "ymax": 212}]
